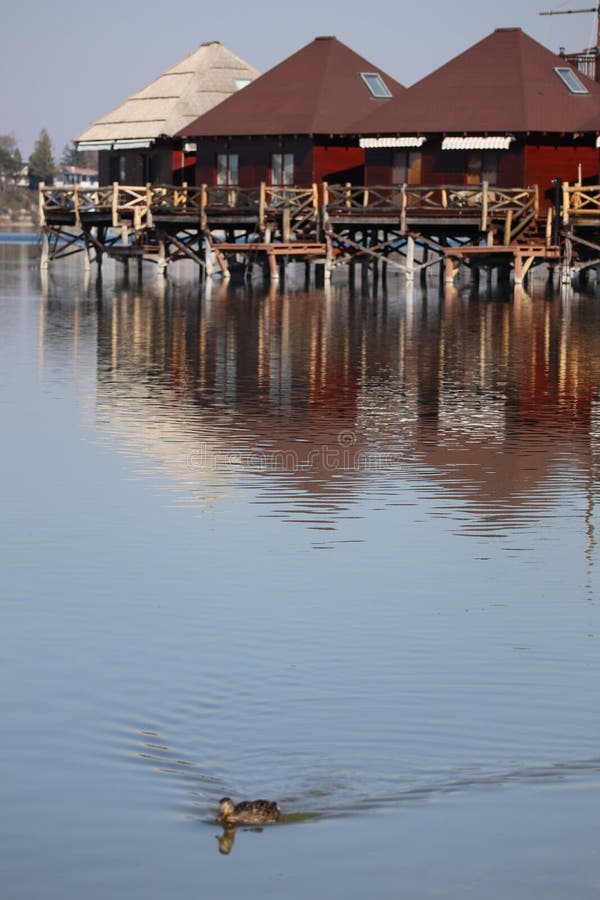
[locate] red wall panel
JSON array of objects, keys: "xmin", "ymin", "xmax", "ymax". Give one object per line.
[
  {"xmin": 313, "ymin": 145, "xmax": 365, "ymax": 184},
  {"xmin": 525, "ymin": 142, "xmax": 600, "ymax": 211}
]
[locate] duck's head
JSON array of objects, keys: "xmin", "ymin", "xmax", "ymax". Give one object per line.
[{"xmin": 218, "ymin": 797, "xmax": 236, "ymax": 823}]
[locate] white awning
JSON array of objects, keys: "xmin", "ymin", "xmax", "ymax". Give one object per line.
[
  {"xmin": 442, "ymin": 136, "xmax": 514, "ymax": 150},
  {"xmin": 112, "ymin": 139, "xmax": 153, "ymax": 150},
  {"xmin": 360, "ymin": 136, "xmax": 427, "ymax": 149},
  {"xmin": 76, "ymin": 139, "xmax": 155, "ymax": 151},
  {"xmin": 76, "ymin": 141, "xmax": 113, "ymax": 151}
]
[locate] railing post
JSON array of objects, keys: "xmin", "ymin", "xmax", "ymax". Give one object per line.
[
  {"xmin": 146, "ymin": 182, "xmax": 153, "ymax": 229},
  {"xmin": 400, "ymin": 185, "xmax": 407, "ymax": 234},
  {"xmin": 322, "ymin": 182, "xmax": 329, "ymax": 233},
  {"xmin": 282, "ymin": 207, "xmax": 291, "ymax": 242},
  {"xmin": 562, "ymin": 181, "xmax": 570, "ymax": 226},
  {"xmin": 504, "ymin": 209, "xmax": 513, "ymax": 246},
  {"xmin": 532, "ymin": 184, "xmax": 539, "ymax": 219},
  {"xmin": 112, "ymin": 181, "xmax": 119, "ymax": 227},
  {"xmin": 546, "ymin": 207, "xmax": 553, "ymax": 248},
  {"xmin": 259, "ymin": 182, "xmax": 266, "ymax": 231},
  {"xmin": 481, "ymin": 180, "xmax": 488, "ymax": 232},
  {"xmin": 345, "ymin": 182, "xmax": 351, "ymax": 209},
  {"xmin": 201, "ymin": 183, "xmax": 208, "ymax": 230}
]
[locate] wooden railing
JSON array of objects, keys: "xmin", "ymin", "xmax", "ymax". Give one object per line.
[
  {"xmin": 260, "ymin": 185, "xmax": 318, "ymax": 235},
  {"xmin": 562, "ymin": 184, "xmax": 600, "ymax": 224},
  {"xmin": 323, "ymin": 182, "xmax": 538, "ymax": 239},
  {"xmin": 39, "ymin": 181, "xmax": 539, "ymax": 241}
]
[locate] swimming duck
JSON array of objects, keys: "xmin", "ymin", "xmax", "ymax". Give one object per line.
[{"xmin": 218, "ymin": 797, "xmax": 281, "ymax": 825}]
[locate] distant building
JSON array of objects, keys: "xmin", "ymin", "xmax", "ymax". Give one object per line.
[
  {"xmin": 55, "ymin": 165, "xmax": 99, "ymax": 188},
  {"xmin": 178, "ymin": 36, "xmax": 404, "ymax": 188},
  {"xmin": 0, "ymin": 163, "xmax": 28, "ymax": 189},
  {"xmin": 355, "ymin": 28, "xmax": 600, "ymax": 212},
  {"xmin": 75, "ymin": 41, "xmax": 259, "ymax": 185}
]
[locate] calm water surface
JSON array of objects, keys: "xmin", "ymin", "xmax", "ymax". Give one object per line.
[{"xmin": 1, "ymin": 246, "xmax": 600, "ymax": 898}]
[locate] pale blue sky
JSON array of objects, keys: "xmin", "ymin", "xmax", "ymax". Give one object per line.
[{"xmin": 1, "ymin": 0, "xmax": 596, "ymax": 158}]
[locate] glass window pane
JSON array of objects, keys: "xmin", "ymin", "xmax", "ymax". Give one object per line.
[
  {"xmin": 228, "ymin": 154, "xmax": 239, "ymax": 185},
  {"xmin": 554, "ymin": 66, "xmax": 589, "ymax": 94},
  {"xmin": 360, "ymin": 72, "xmax": 392, "ymax": 99},
  {"xmin": 217, "ymin": 154, "xmax": 228, "ymax": 185},
  {"xmin": 272, "ymin": 153, "xmax": 282, "ymax": 185},
  {"xmin": 283, "ymin": 153, "xmax": 294, "ymax": 185},
  {"xmin": 481, "ymin": 151, "xmax": 499, "ymax": 185}
]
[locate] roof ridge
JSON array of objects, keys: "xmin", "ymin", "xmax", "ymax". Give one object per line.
[
  {"xmin": 311, "ymin": 37, "xmax": 338, "ymax": 133},
  {"xmin": 505, "ymin": 29, "xmax": 527, "ymax": 131}
]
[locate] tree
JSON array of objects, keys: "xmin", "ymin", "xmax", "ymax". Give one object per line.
[
  {"xmin": 28, "ymin": 128, "xmax": 56, "ymax": 186},
  {"xmin": 60, "ymin": 140, "xmax": 98, "ymax": 171},
  {"xmin": 60, "ymin": 141, "xmax": 82, "ymax": 167},
  {"xmin": 0, "ymin": 133, "xmax": 23, "ymax": 184}
]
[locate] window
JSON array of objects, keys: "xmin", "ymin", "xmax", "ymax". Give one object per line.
[
  {"xmin": 235, "ymin": 78, "xmax": 251, "ymax": 91},
  {"xmin": 271, "ymin": 153, "xmax": 294, "ymax": 185},
  {"xmin": 109, "ymin": 154, "xmax": 127, "ymax": 183},
  {"xmin": 216, "ymin": 153, "xmax": 239, "ymax": 185},
  {"xmin": 466, "ymin": 151, "xmax": 499, "ymax": 185},
  {"xmin": 392, "ymin": 150, "xmax": 422, "ymax": 185},
  {"xmin": 554, "ymin": 66, "xmax": 589, "ymax": 94},
  {"xmin": 360, "ymin": 72, "xmax": 392, "ymax": 99}
]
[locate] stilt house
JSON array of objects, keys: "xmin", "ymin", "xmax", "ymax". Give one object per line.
[
  {"xmin": 177, "ymin": 36, "xmax": 404, "ymax": 188},
  {"xmin": 354, "ymin": 28, "xmax": 600, "ymax": 211},
  {"xmin": 75, "ymin": 42, "xmax": 259, "ymax": 186}
]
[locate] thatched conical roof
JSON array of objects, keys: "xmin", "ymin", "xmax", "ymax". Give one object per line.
[{"xmin": 76, "ymin": 41, "xmax": 258, "ymax": 146}]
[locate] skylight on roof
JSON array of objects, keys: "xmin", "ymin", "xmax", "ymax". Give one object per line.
[
  {"xmin": 554, "ymin": 66, "xmax": 589, "ymax": 95},
  {"xmin": 360, "ymin": 72, "xmax": 392, "ymax": 99}
]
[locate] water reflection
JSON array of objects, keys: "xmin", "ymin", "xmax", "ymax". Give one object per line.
[
  {"xmin": 37, "ymin": 273, "xmax": 600, "ymax": 545},
  {"xmin": 216, "ymin": 827, "xmax": 236, "ymax": 855}
]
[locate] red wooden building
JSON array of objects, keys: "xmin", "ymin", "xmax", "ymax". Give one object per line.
[
  {"xmin": 177, "ymin": 36, "xmax": 404, "ymax": 189},
  {"xmin": 354, "ymin": 28, "xmax": 600, "ymax": 212}
]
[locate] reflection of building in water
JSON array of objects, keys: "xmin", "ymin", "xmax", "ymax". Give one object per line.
[{"xmin": 38, "ymin": 277, "xmax": 600, "ymax": 533}]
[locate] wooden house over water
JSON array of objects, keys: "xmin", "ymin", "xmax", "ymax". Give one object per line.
[
  {"xmin": 355, "ymin": 28, "xmax": 600, "ymax": 212},
  {"xmin": 177, "ymin": 36, "xmax": 404, "ymax": 189},
  {"xmin": 75, "ymin": 42, "xmax": 259, "ymax": 186}
]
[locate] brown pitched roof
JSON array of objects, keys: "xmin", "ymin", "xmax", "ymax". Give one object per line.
[
  {"xmin": 354, "ymin": 28, "xmax": 600, "ymax": 136},
  {"xmin": 178, "ymin": 36, "xmax": 404, "ymax": 137}
]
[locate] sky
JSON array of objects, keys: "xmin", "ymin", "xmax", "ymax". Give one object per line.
[{"xmin": 1, "ymin": 0, "xmax": 597, "ymax": 158}]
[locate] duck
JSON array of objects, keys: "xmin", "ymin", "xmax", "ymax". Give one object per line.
[{"xmin": 218, "ymin": 796, "xmax": 281, "ymax": 826}]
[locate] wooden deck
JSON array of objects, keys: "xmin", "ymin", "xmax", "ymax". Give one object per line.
[{"xmin": 37, "ymin": 180, "xmax": 600, "ymax": 286}]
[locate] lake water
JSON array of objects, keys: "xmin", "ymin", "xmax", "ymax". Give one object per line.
[{"xmin": 1, "ymin": 244, "xmax": 600, "ymax": 899}]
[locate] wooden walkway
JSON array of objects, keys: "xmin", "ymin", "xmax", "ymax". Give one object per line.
[{"xmin": 38, "ymin": 180, "xmax": 600, "ymax": 286}]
